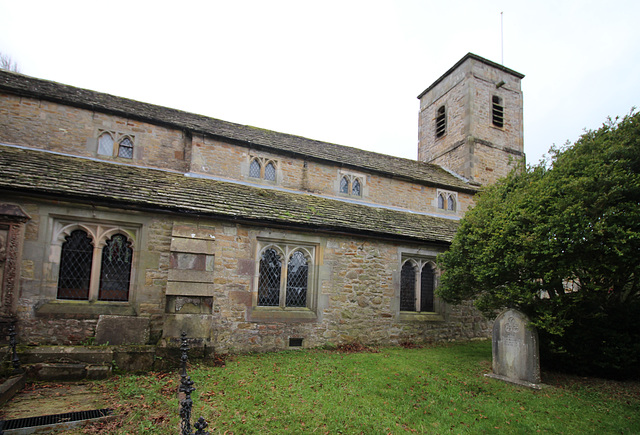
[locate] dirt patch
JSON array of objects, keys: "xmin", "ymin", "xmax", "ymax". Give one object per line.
[{"xmin": 543, "ymin": 371, "xmax": 640, "ymax": 401}]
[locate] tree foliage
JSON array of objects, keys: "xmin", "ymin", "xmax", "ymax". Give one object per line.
[{"xmin": 437, "ymin": 111, "xmax": 640, "ymax": 377}]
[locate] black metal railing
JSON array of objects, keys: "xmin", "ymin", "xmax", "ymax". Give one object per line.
[
  {"xmin": 8, "ymin": 323, "xmax": 22, "ymax": 374},
  {"xmin": 179, "ymin": 332, "xmax": 209, "ymax": 435}
]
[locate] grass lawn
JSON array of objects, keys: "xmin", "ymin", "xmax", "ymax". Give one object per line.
[{"xmin": 81, "ymin": 340, "xmax": 638, "ymax": 434}]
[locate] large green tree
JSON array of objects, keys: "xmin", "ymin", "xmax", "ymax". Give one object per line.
[{"xmin": 437, "ymin": 111, "xmax": 640, "ymax": 378}]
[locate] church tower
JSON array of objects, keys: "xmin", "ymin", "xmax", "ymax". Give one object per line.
[{"xmin": 417, "ymin": 53, "xmax": 525, "ymax": 185}]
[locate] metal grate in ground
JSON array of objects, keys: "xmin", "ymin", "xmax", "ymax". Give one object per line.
[{"xmin": 0, "ymin": 408, "xmax": 112, "ymax": 432}]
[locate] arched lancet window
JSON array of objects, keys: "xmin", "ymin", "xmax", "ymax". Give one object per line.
[
  {"xmin": 447, "ymin": 194, "xmax": 456, "ymax": 212},
  {"xmin": 340, "ymin": 176, "xmax": 349, "ymax": 194},
  {"xmin": 258, "ymin": 248, "xmax": 282, "ymax": 306},
  {"xmin": 99, "ymin": 234, "xmax": 133, "ymax": 301},
  {"xmin": 264, "ymin": 161, "xmax": 276, "ymax": 181},
  {"xmin": 437, "ymin": 193, "xmax": 445, "ymax": 210},
  {"xmin": 97, "ymin": 132, "xmax": 114, "ymax": 156},
  {"xmin": 286, "ymin": 250, "xmax": 308, "ymax": 307},
  {"xmin": 420, "ymin": 263, "xmax": 435, "ymax": 312},
  {"xmin": 352, "ymin": 178, "xmax": 361, "ymax": 196},
  {"xmin": 57, "ymin": 229, "xmax": 94, "ymax": 300},
  {"xmin": 249, "ymin": 159, "xmax": 262, "ymax": 178},
  {"xmin": 118, "ymin": 137, "xmax": 134, "ymax": 159},
  {"xmin": 400, "ymin": 261, "xmax": 416, "ymax": 311}
]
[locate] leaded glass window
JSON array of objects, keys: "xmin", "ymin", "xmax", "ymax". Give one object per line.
[
  {"xmin": 438, "ymin": 193, "xmax": 445, "ymax": 209},
  {"xmin": 57, "ymin": 230, "xmax": 93, "ymax": 300},
  {"xmin": 400, "ymin": 261, "xmax": 416, "ymax": 311},
  {"xmin": 286, "ymin": 250, "xmax": 308, "ymax": 307},
  {"xmin": 118, "ymin": 137, "xmax": 134, "ymax": 159},
  {"xmin": 420, "ymin": 263, "xmax": 435, "ymax": 312},
  {"xmin": 340, "ymin": 176, "xmax": 349, "ymax": 194},
  {"xmin": 447, "ymin": 194, "xmax": 456, "ymax": 212},
  {"xmin": 97, "ymin": 132, "xmax": 114, "ymax": 156},
  {"xmin": 98, "ymin": 234, "xmax": 133, "ymax": 301},
  {"xmin": 352, "ymin": 178, "xmax": 361, "ymax": 196},
  {"xmin": 264, "ymin": 161, "xmax": 276, "ymax": 181},
  {"xmin": 258, "ymin": 248, "xmax": 282, "ymax": 306},
  {"xmin": 250, "ymin": 159, "xmax": 261, "ymax": 178}
]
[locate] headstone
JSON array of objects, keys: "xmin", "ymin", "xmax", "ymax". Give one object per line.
[
  {"xmin": 94, "ymin": 315, "xmax": 150, "ymax": 345},
  {"xmin": 486, "ymin": 309, "xmax": 541, "ymax": 388}
]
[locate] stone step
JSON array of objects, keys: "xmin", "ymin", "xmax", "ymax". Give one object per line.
[{"xmin": 26, "ymin": 363, "xmax": 112, "ymax": 381}]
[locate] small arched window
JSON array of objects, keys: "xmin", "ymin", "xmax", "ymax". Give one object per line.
[
  {"xmin": 250, "ymin": 159, "xmax": 261, "ymax": 178},
  {"xmin": 264, "ymin": 161, "xmax": 276, "ymax": 181},
  {"xmin": 340, "ymin": 176, "xmax": 349, "ymax": 194},
  {"xmin": 118, "ymin": 137, "xmax": 134, "ymax": 159},
  {"xmin": 97, "ymin": 132, "xmax": 114, "ymax": 156},
  {"xmin": 352, "ymin": 178, "xmax": 361, "ymax": 196},
  {"xmin": 447, "ymin": 194, "xmax": 456, "ymax": 212},
  {"xmin": 437, "ymin": 193, "xmax": 445, "ymax": 210},
  {"xmin": 57, "ymin": 230, "xmax": 94, "ymax": 300}
]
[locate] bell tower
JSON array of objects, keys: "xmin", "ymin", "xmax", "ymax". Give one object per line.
[{"xmin": 417, "ymin": 53, "xmax": 525, "ymax": 185}]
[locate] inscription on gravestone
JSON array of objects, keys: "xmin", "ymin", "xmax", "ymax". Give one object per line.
[{"xmin": 486, "ymin": 308, "xmax": 541, "ymax": 388}]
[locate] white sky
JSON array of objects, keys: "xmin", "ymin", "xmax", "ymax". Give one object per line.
[{"xmin": 1, "ymin": 1, "xmax": 638, "ymax": 166}]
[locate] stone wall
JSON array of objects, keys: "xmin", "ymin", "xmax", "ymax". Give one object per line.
[
  {"xmin": 0, "ymin": 92, "xmax": 190, "ymax": 172},
  {"xmin": 9, "ymin": 195, "xmax": 490, "ymax": 351}
]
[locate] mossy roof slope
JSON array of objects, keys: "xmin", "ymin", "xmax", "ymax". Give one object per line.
[
  {"xmin": 0, "ymin": 70, "xmax": 476, "ymax": 192},
  {"xmin": 0, "ymin": 145, "xmax": 458, "ymax": 243}
]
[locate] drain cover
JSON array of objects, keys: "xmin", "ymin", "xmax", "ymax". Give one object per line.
[{"xmin": 0, "ymin": 408, "xmax": 113, "ymax": 431}]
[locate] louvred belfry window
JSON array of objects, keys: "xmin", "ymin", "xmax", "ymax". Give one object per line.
[
  {"xmin": 57, "ymin": 230, "xmax": 94, "ymax": 300},
  {"xmin": 492, "ymin": 95, "xmax": 504, "ymax": 128},
  {"xmin": 436, "ymin": 105, "xmax": 446, "ymax": 138}
]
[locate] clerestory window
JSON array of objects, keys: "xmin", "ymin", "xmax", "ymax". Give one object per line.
[
  {"xmin": 492, "ymin": 95, "xmax": 504, "ymax": 128},
  {"xmin": 249, "ymin": 157, "xmax": 278, "ymax": 182},
  {"xmin": 437, "ymin": 190, "xmax": 457, "ymax": 212},
  {"xmin": 55, "ymin": 222, "xmax": 136, "ymax": 302},
  {"xmin": 97, "ymin": 131, "xmax": 135, "ymax": 159},
  {"xmin": 339, "ymin": 174, "xmax": 363, "ymax": 197},
  {"xmin": 256, "ymin": 241, "xmax": 316, "ymax": 310},
  {"xmin": 400, "ymin": 259, "xmax": 436, "ymax": 313}
]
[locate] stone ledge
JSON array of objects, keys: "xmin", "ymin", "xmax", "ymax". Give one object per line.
[
  {"xmin": 0, "ymin": 374, "xmax": 25, "ymax": 407},
  {"xmin": 398, "ymin": 312, "xmax": 445, "ymax": 322},
  {"xmin": 36, "ymin": 301, "xmax": 136, "ymax": 316}
]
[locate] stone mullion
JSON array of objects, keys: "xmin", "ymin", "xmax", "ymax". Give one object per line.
[
  {"xmin": 279, "ymin": 246, "xmax": 289, "ymax": 308},
  {"xmin": 414, "ymin": 265, "xmax": 421, "ymax": 312},
  {"xmin": 88, "ymin": 244, "xmax": 104, "ymax": 301}
]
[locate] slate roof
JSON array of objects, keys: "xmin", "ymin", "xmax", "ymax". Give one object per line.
[
  {"xmin": 0, "ymin": 145, "xmax": 459, "ymax": 244},
  {"xmin": 0, "ymin": 70, "xmax": 477, "ymax": 193}
]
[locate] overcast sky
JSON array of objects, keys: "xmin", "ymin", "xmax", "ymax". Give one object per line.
[{"xmin": 1, "ymin": 1, "xmax": 638, "ymax": 166}]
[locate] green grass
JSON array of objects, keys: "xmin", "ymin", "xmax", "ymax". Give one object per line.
[{"xmin": 85, "ymin": 340, "xmax": 640, "ymax": 434}]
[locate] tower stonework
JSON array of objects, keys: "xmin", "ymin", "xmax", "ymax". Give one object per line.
[{"xmin": 418, "ymin": 53, "xmax": 525, "ymax": 185}]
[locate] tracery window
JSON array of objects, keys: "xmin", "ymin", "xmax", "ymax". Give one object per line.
[
  {"xmin": 55, "ymin": 221, "xmax": 136, "ymax": 302},
  {"xmin": 256, "ymin": 242, "xmax": 315, "ymax": 310},
  {"xmin": 400, "ymin": 258, "xmax": 436, "ymax": 312},
  {"xmin": 97, "ymin": 131, "xmax": 135, "ymax": 159},
  {"xmin": 249, "ymin": 157, "xmax": 278, "ymax": 182},
  {"xmin": 339, "ymin": 174, "xmax": 363, "ymax": 197}
]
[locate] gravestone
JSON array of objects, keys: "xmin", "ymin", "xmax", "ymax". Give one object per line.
[{"xmin": 486, "ymin": 309, "xmax": 541, "ymax": 388}]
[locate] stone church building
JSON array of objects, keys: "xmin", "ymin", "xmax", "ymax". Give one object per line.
[{"xmin": 0, "ymin": 53, "xmax": 524, "ymax": 353}]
